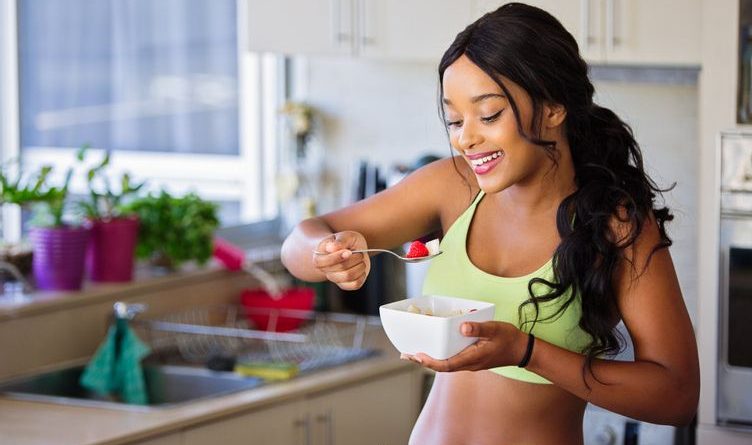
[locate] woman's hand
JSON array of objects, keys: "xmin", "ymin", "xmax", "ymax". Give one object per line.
[
  {"xmin": 401, "ymin": 321, "xmax": 528, "ymax": 372},
  {"xmin": 312, "ymin": 231, "xmax": 371, "ymax": 291}
]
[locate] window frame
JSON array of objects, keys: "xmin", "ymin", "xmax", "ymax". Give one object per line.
[{"xmin": 1, "ymin": 0, "xmax": 282, "ymax": 242}]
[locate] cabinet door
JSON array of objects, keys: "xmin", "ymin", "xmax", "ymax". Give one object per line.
[
  {"xmin": 471, "ymin": 1, "xmax": 598, "ymax": 61},
  {"xmin": 358, "ymin": 0, "xmax": 472, "ymax": 61},
  {"xmin": 604, "ymin": 0, "xmax": 700, "ymax": 66},
  {"xmin": 307, "ymin": 370, "xmax": 420, "ymax": 445},
  {"xmin": 246, "ymin": 0, "xmax": 354, "ymax": 56},
  {"xmin": 183, "ymin": 399, "xmax": 307, "ymax": 445}
]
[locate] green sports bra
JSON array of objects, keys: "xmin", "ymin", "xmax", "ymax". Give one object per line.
[{"xmin": 422, "ymin": 191, "xmax": 591, "ymax": 384}]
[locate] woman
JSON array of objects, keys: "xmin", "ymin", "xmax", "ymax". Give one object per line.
[{"xmin": 281, "ymin": 3, "xmax": 699, "ymax": 444}]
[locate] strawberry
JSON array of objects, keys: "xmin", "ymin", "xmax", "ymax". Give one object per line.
[{"xmin": 406, "ymin": 240, "xmax": 430, "ymax": 258}]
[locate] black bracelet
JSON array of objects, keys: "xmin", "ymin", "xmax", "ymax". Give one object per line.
[{"xmin": 517, "ymin": 333, "xmax": 535, "ymax": 368}]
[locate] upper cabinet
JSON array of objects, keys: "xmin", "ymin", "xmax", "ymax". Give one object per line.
[
  {"xmin": 472, "ymin": 0, "xmax": 701, "ymax": 66},
  {"xmin": 248, "ymin": 0, "xmax": 700, "ymax": 66},
  {"xmin": 247, "ymin": 0, "xmax": 473, "ymax": 61},
  {"xmin": 246, "ymin": 0, "xmax": 354, "ymax": 56}
]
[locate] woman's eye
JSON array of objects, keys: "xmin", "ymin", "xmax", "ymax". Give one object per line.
[
  {"xmin": 481, "ymin": 109, "xmax": 504, "ymax": 123},
  {"xmin": 445, "ymin": 119, "xmax": 462, "ymax": 128}
]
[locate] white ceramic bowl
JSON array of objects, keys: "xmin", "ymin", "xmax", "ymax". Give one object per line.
[{"xmin": 379, "ymin": 295, "xmax": 496, "ymax": 360}]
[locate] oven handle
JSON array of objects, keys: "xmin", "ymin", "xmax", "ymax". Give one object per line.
[
  {"xmin": 721, "ymin": 209, "xmax": 752, "ymax": 218},
  {"xmin": 718, "ymin": 244, "xmax": 730, "ymax": 367}
]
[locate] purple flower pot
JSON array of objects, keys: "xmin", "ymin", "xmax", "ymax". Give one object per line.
[
  {"xmin": 30, "ymin": 226, "xmax": 90, "ymax": 291},
  {"xmin": 85, "ymin": 216, "xmax": 139, "ymax": 282}
]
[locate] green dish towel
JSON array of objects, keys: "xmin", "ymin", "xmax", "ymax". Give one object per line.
[{"xmin": 80, "ymin": 318, "xmax": 151, "ymax": 405}]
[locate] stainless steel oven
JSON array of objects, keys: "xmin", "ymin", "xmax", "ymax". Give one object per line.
[{"xmin": 718, "ymin": 131, "xmax": 752, "ymax": 428}]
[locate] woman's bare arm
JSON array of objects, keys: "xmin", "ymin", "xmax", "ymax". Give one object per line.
[
  {"xmin": 523, "ymin": 215, "xmax": 699, "ymax": 424},
  {"xmin": 281, "ymin": 157, "xmax": 474, "ymax": 283}
]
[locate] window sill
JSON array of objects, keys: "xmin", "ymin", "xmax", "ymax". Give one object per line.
[{"xmin": 0, "ymin": 262, "xmax": 229, "ymax": 322}]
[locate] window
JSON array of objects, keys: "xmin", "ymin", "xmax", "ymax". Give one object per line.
[{"xmin": 1, "ymin": 0, "xmax": 283, "ymax": 242}]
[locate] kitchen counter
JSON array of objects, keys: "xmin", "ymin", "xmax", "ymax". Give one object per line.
[{"xmin": 0, "ymin": 331, "xmax": 415, "ymax": 445}]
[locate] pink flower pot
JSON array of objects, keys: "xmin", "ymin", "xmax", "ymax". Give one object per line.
[
  {"xmin": 85, "ymin": 216, "xmax": 139, "ymax": 282},
  {"xmin": 30, "ymin": 226, "xmax": 90, "ymax": 291}
]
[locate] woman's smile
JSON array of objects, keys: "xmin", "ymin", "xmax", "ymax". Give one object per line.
[{"xmin": 467, "ymin": 150, "xmax": 504, "ymax": 175}]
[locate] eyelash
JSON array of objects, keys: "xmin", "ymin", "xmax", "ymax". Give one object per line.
[{"xmin": 445, "ymin": 109, "xmax": 504, "ymax": 128}]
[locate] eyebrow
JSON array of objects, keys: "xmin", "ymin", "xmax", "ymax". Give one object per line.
[{"xmin": 442, "ymin": 93, "xmax": 506, "ymax": 106}]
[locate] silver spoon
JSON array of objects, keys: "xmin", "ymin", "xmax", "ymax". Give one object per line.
[{"xmin": 313, "ymin": 248, "xmax": 443, "ymax": 263}]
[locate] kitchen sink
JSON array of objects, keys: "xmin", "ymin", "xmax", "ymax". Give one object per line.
[{"xmin": 0, "ymin": 364, "xmax": 264, "ymax": 411}]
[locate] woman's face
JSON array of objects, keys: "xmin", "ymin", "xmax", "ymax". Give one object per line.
[{"xmin": 442, "ymin": 55, "xmax": 555, "ymax": 194}]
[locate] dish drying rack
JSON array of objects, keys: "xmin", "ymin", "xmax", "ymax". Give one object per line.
[{"xmin": 132, "ymin": 305, "xmax": 383, "ymax": 374}]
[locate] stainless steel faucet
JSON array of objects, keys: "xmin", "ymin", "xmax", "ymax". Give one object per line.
[{"xmin": 113, "ymin": 301, "xmax": 148, "ymax": 320}]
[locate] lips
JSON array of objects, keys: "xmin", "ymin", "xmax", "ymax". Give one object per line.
[{"xmin": 468, "ymin": 150, "xmax": 504, "ymax": 175}]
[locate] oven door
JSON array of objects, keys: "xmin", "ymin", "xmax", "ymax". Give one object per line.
[{"xmin": 718, "ymin": 213, "xmax": 752, "ymax": 427}]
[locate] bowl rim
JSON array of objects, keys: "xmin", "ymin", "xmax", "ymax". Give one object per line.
[{"xmin": 379, "ymin": 295, "xmax": 495, "ymax": 318}]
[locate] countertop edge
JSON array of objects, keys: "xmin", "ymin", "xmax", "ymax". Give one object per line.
[{"xmin": 0, "ymin": 336, "xmax": 416, "ymax": 445}]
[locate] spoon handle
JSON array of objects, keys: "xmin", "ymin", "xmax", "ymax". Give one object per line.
[
  {"xmin": 313, "ymin": 248, "xmax": 441, "ymax": 263},
  {"xmin": 313, "ymin": 248, "xmax": 397, "ymax": 257},
  {"xmin": 350, "ymin": 248, "xmax": 397, "ymax": 256}
]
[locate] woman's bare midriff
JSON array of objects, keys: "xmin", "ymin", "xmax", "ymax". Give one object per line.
[{"xmin": 409, "ymin": 370, "xmax": 586, "ymax": 445}]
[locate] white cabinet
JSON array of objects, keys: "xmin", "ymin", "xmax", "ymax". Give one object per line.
[
  {"xmin": 597, "ymin": 0, "xmax": 700, "ymax": 66},
  {"xmin": 247, "ymin": 0, "xmax": 354, "ymax": 57},
  {"xmin": 182, "ymin": 369, "xmax": 420, "ymax": 445},
  {"xmin": 355, "ymin": 0, "xmax": 471, "ymax": 61},
  {"xmin": 183, "ymin": 399, "xmax": 306, "ymax": 445},
  {"xmin": 306, "ymin": 370, "xmax": 419, "ymax": 445},
  {"xmin": 471, "ymin": 0, "xmax": 700, "ymax": 66},
  {"xmin": 246, "ymin": 0, "xmax": 472, "ymax": 61}
]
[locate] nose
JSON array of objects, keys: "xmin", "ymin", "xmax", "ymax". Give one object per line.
[{"xmin": 456, "ymin": 121, "xmax": 483, "ymax": 151}]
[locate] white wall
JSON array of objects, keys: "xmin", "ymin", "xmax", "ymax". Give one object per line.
[{"xmin": 301, "ymin": 57, "xmax": 699, "ymax": 322}]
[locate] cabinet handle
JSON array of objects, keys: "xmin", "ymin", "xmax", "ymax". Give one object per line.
[
  {"xmin": 294, "ymin": 416, "xmax": 312, "ymax": 445},
  {"xmin": 331, "ymin": 0, "xmax": 350, "ymax": 45},
  {"xmin": 580, "ymin": 0, "xmax": 596, "ymax": 51},
  {"xmin": 359, "ymin": 0, "xmax": 375, "ymax": 46},
  {"xmin": 605, "ymin": 0, "xmax": 619, "ymax": 52},
  {"xmin": 315, "ymin": 411, "xmax": 334, "ymax": 445}
]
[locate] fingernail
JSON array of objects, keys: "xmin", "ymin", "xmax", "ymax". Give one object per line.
[
  {"xmin": 412, "ymin": 356, "xmax": 423, "ymax": 364},
  {"xmin": 461, "ymin": 323, "xmax": 471, "ymax": 335},
  {"xmin": 341, "ymin": 250, "xmax": 351, "ymax": 259}
]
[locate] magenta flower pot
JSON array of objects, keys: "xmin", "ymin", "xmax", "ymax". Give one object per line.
[
  {"xmin": 30, "ymin": 226, "xmax": 90, "ymax": 291},
  {"xmin": 85, "ymin": 216, "xmax": 139, "ymax": 282}
]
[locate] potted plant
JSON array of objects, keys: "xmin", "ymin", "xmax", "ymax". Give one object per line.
[
  {"xmin": 122, "ymin": 190, "xmax": 219, "ymax": 271},
  {"xmin": 28, "ymin": 165, "xmax": 90, "ymax": 291},
  {"xmin": 0, "ymin": 161, "xmax": 58, "ymax": 280},
  {"xmin": 76, "ymin": 146, "xmax": 145, "ymax": 282}
]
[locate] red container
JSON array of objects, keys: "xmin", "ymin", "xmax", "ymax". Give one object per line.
[
  {"xmin": 85, "ymin": 216, "xmax": 139, "ymax": 282},
  {"xmin": 241, "ymin": 287, "xmax": 315, "ymax": 332}
]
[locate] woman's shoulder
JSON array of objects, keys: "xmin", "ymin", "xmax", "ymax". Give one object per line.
[{"xmin": 409, "ymin": 155, "xmax": 480, "ymax": 226}]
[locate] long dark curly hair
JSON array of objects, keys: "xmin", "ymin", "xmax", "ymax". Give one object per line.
[{"xmin": 438, "ymin": 3, "xmax": 673, "ymax": 383}]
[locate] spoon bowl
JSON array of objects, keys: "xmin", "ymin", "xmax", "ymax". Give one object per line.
[{"xmin": 314, "ymin": 248, "xmax": 443, "ymax": 263}]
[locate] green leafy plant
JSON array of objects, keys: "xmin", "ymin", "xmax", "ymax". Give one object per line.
[
  {"xmin": 27, "ymin": 167, "xmax": 73, "ymax": 228},
  {"xmin": 122, "ymin": 190, "xmax": 219, "ymax": 269},
  {"xmin": 75, "ymin": 145, "xmax": 145, "ymax": 220},
  {"xmin": 0, "ymin": 161, "xmax": 59, "ymax": 207}
]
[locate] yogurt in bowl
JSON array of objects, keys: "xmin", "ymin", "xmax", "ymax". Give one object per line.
[{"xmin": 379, "ymin": 295, "xmax": 495, "ymax": 360}]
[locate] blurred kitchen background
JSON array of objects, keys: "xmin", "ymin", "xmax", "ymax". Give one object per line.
[{"xmin": 0, "ymin": 1, "xmax": 749, "ymax": 444}]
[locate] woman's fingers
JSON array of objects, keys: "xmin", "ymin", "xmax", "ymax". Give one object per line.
[
  {"xmin": 313, "ymin": 231, "xmax": 370, "ymax": 290},
  {"xmin": 325, "ymin": 261, "xmax": 367, "ymax": 284},
  {"xmin": 314, "ymin": 250, "xmax": 365, "ymax": 271},
  {"xmin": 412, "ymin": 343, "xmax": 488, "ymax": 372}
]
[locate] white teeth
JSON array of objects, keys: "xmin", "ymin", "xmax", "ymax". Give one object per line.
[{"xmin": 471, "ymin": 151, "xmax": 503, "ymax": 166}]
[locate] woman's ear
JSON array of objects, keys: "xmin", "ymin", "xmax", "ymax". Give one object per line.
[{"xmin": 544, "ymin": 103, "xmax": 567, "ymax": 128}]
